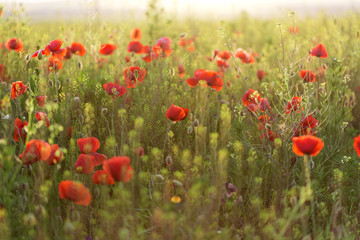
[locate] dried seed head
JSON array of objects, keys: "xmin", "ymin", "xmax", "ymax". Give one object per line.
[
  {"xmin": 165, "ymin": 155, "xmax": 173, "ymax": 166},
  {"xmin": 193, "ymin": 119, "xmax": 199, "ymax": 127}
]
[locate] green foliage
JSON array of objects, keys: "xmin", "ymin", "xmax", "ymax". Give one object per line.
[{"xmin": 1, "ymin": 2, "xmax": 360, "ymax": 239}]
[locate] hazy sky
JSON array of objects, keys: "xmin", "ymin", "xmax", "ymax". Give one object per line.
[{"xmin": 0, "ymin": 0, "xmax": 359, "ymax": 21}]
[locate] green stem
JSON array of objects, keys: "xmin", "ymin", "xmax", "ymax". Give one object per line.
[{"xmin": 303, "ymin": 154, "xmax": 311, "ymax": 192}]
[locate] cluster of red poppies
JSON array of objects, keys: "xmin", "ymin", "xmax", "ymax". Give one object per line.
[
  {"xmin": 17, "ymin": 135, "xmax": 133, "ymax": 206},
  {"xmin": 178, "ymin": 37, "xmax": 196, "ymax": 52},
  {"xmin": 241, "ymin": 89, "xmax": 276, "ymax": 141},
  {"xmin": 186, "ymin": 69, "xmax": 224, "ymax": 92},
  {"xmin": 299, "ymin": 43, "xmax": 328, "ymax": 83},
  {"xmin": 31, "ymin": 39, "xmax": 86, "ymax": 72},
  {"xmin": 123, "ymin": 28, "xmax": 174, "ymax": 63}
]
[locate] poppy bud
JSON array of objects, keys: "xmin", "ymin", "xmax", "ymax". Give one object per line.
[
  {"xmin": 187, "ymin": 125, "xmax": 193, "ymax": 134},
  {"xmin": 173, "ymin": 179, "xmax": 183, "ymax": 188},
  {"xmin": 180, "ymin": 32, "xmax": 187, "ymax": 38},
  {"xmin": 20, "ymin": 195, "xmax": 27, "ymax": 211},
  {"xmin": 310, "ymin": 159, "xmax": 314, "ymax": 169},
  {"xmin": 154, "ymin": 174, "xmax": 165, "ymax": 182},
  {"xmin": 48, "ymin": 80, "xmax": 53, "ymax": 88},
  {"xmin": 237, "ymin": 195, "xmax": 243, "ymax": 205},
  {"xmin": 35, "ymin": 205, "xmax": 46, "ymax": 218},
  {"xmin": 56, "ymin": 80, "xmax": 61, "ymax": 90},
  {"xmin": 77, "ymin": 61, "xmax": 82, "ymax": 70},
  {"xmin": 74, "ymin": 97, "xmax": 81, "ymax": 104},
  {"xmin": 23, "ymin": 213, "xmax": 37, "ymax": 227},
  {"xmin": 101, "ymin": 108, "xmax": 108, "ymax": 114},
  {"xmin": 63, "ymin": 220, "xmax": 75, "ymax": 233},
  {"xmin": 37, "ymin": 51, "xmax": 43, "ymax": 60},
  {"xmin": 193, "ymin": 119, "xmax": 199, "ymax": 127},
  {"xmin": 25, "ymin": 54, "xmax": 31, "ymax": 63},
  {"xmin": 170, "ymin": 67, "xmax": 175, "ymax": 77},
  {"xmin": 165, "ymin": 155, "xmax": 173, "ymax": 166}
]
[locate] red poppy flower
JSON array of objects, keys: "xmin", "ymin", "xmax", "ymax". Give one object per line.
[
  {"xmin": 35, "ymin": 112, "xmax": 50, "ymax": 127},
  {"xmin": 70, "ymin": 42, "xmax": 86, "ymax": 56},
  {"xmin": 46, "ymin": 144, "xmax": 63, "ymax": 165},
  {"xmin": 0, "ymin": 64, "xmax": 5, "ymax": 78},
  {"xmin": 213, "ymin": 49, "xmax": 219, "ymax": 58},
  {"xmin": 258, "ymin": 115, "xmax": 270, "ymax": 130},
  {"xmin": 134, "ymin": 147, "xmax": 145, "ymax": 156},
  {"xmin": 187, "ymin": 45, "xmax": 195, "ymax": 52},
  {"xmin": 92, "ymin": 170, "xmax": 115, "ymax": 185},
  {"xmin": 154, "ymin": 37, "xmax": 173, "ymax": 57},
  {"xmin": 257, "ymin": 70, "xmax": 266, "ymax": 81},
  {"xmin": 32, "ymin": 49, "xmax": 50, "ymax": 58},
  {"xmin": 186, "ymin": 69, "xmax": 223, "ymax": 91},
  {"xmin": 285, "ymin": 97, "xmax": 301, "ymax": 114},
  {"xmin": 178, "ymin": 38, "xmax": 187, "ymax": 47},
  {"xmin": 36, "ymin": 95, "xmax": 47, "ymax": 107},
  {"xmin": 130, "ymin": 28, "xmax": 142, "ymax": 41},
  {"xmin": 99, "ymin": 43, "xmax": 117, "ymax": 55},
  {"xmin": 76, "ymin": 137, "xmax": 107, "ymax": 166},
  {"xmin": 103, "ymin": 156, "xmax": 133, "ymax": 182},
  {"xmin": 142, "ymin": 45, "xmax": 159, "ymax": 63},
  {"xmin": 63, "ymin": 46, "xmax": 72, "ymax": 59},
  {"xmin": 353, "ymin": 135, "xmax": 360, "ymax": 157},
  {"xmin": 294, "ymin": 114, "xmax": 318, "ymax": 136},
  {"xmin": 242, "ymin": 89, "xmax": 261, "ymax": 107},
  {"xmin": 310, "ymin": 43, "xmax": 328, "ymax": 58},
  {"xmin": 217, "ymin": 51, "xmax": 231, "ymax": 60},
  {"xmin": 127, "ymin": 41, "xmax": 144, "ymax": 54},
  {"xmin": 0, "ymin": 63, "xmax": 9, "ymax": 83},
  {"xmin": 11, "ymin": 81, "xmax": 28, "ymax": 99},
  {"xmin": 52, "ymin": 48, "xmax": 67, "ymax": 59},
  {"xmin": 46, "ymin": 39, "xmax": 63, "ymax": 52},
  {"xmin": 75, "ymin": 154, "xmax": 95, "ymax": 174},
  {"xmin": 14, "ymin": 118, "xmax": 28, "ymax": 142},
  {"xmin": 259, "ymin": 98, "xmax": 271, "ymax": 112},
  {"xmin": 97, "ymin": 58, "xmax": 109, "ymax": 68},
  {"xmin": 299, "ymin": 70, "xmax": 316, "ymax": 83},
  {"xmin": 247, "ymin": 103, "xmax": 259, "ymax": 112},
  {"xmin": 6, "ymin": 38, "xmax": 23, "ymax": 52},
  {"xmin": 58, "ymin": 180, "xmax": 91, "ymax": 206},
  {"xmin": 178, "ymin": 64, "xmax": 185, "ymax": 78},
  {"xmin": 48, "ymin": 56, "xmax": 63, "ymax": 71},
  {"xmin": 289, "ymin": 26, "xmax": 299, "ymax": 34},
  {"xmin": 235, "ymin": 48, "xmax": 254, "ymax": 64},
  {"xmin": 77, "ymin": 137, "xmax": 100, "ymax": 154},
  {"xmin": 124, "ymin": 66, "xmax": 146, "ymax": 88},
  {"xmin": 178, "ymin": 38, "xmax": 193, "ymax": 47},
  {"xmin": 88, "ymin": 152, "xmax": 107, "ymax": 166},
  {"xmin": 19, "ymin": 140, "xmax": 51, "ymax": 165},
  {"xmin": 103, "ymin": 82, "xmax": 127, "ymax": 98},
  {"xmin": 66, "ymin": 126, "xmax": 74, "ymax": 139},
  {"xmin": 292, "ymin": 135, "xmax": 324, "ymax": 156},
  {"xmin": 216, "ymin": 58, "xmax": 229, "ymax": 69},
  {"xmin": 260, "ymin": 129, "xmax": 278, "ymax": 142},
  {"xmin": 166, "ymin": 104, "xmax": 189, "ymax": 122}
]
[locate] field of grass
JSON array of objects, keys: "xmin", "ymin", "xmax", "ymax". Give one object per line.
[{"xmin": 1, "ymin": 1, "xmax": 360, "ymax": 239}]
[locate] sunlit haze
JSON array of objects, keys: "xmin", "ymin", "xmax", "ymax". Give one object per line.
[{"xmin": 0, "ymin": 0, "xmax": 359, "ymax": 21}]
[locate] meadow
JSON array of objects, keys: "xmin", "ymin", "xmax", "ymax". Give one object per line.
[{"xmin": 1, "ymin": 1, "xmax": 360, "ymax": 239}]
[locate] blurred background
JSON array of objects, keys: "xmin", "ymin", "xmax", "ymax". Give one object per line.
[{"xmin": 0, "ymin": 0, "xmax": 359, "ymax": 21}]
